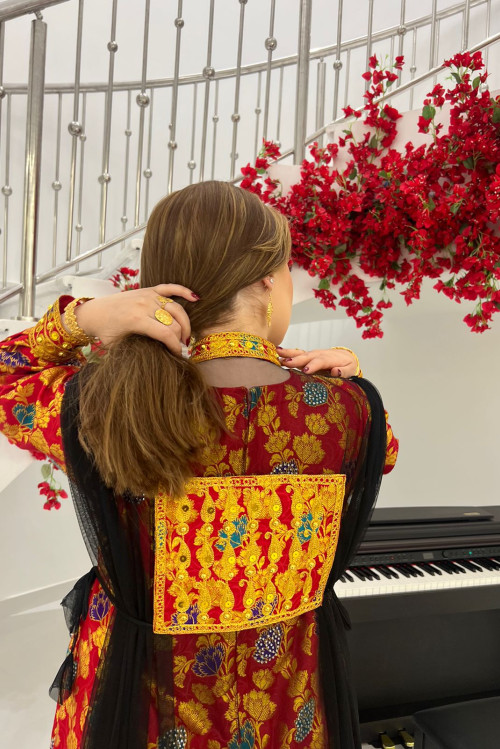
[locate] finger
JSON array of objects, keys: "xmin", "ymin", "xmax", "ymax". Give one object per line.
[
  {"xmin": 301, "ymin": 356, "xmax": 338, "ymax": 374},
  {"xmin": 280, "ymin": 352, "xmax": 314, "ymax": 368},
  {"xmin": 152, "ymin": 283, "xmax": 200, "ymax": 302},
  {"xmin": 276, "ymin": 347, "xmax": 306, "ymax": 358},
  {"xmin": 141, "ymin": 316, "xmax": 183, "ymax": 355}
]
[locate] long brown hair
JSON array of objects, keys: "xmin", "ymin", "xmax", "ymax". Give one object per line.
[{"xmin": 77, "ymin": 181, "xmax": 291, "ymax": 497}]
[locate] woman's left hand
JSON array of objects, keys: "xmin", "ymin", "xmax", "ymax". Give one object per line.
[{"xmin": 277, "ymin": 346, "xmax": 360, "ymax": 378}]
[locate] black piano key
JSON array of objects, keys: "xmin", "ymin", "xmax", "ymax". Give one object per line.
[
  {"xmin": 448, "ymin": 561, "xmax": 466, "ymax": 574},
  {"xmin": 477, "ymin": 558, "xmax": 498, "ymax": 571},
  {"xmin": 408, "ymin": 564, "xmax": 425, "ymax": 577},
  {"xmin": 351, "ymin": 568, "xmax": 367, "ymax": 581},
  {"xmin": 432, "ymin": 561, "xmax": 456, "ymax": 574},
  {"xmin": 339, "ymin": 574, "xmax": 346, "ymax": 582},
  {"xmin": 375, "ymin": 566, "xmax": 394, "ymax": 579},
  {"xmin": 362, "ymin": 567, "xmax": 380, "ymax": 580},
  {"xmin": 457, "ymin": 559, "xmax": 479, "ymax": 572},
  {"xmin": 392, "ymin": 565, "xmax": 412, "ymax": 578},
  {"xmin": 400, "ymin": 564, "xmax": 421, "ymax": 578},
  {"xmin": 486, "ymin": 558, "xmax": 500, "ymax": 570},
  {"xmin": 344, "ymin": 570, "xmax": 354, "ymax": 582},
  {"xmin": 414, "ymin": 563, "xmax": 436, "ymax": 576},
  {"xmin": 386, "ymin": 566, "xmax": 401, "ymax": 578}
]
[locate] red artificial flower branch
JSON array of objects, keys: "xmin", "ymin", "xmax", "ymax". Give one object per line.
[{"xmin": 241, "ymin": 51, "xmax": 500, "ymax": 338}]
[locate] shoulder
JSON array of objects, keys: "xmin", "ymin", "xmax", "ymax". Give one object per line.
[{"xmin": 286, "ymin": 370, "xmax": 370, "ymax": 420}]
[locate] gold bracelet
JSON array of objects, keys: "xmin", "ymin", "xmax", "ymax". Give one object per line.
[
  {"xmin": 331, "ymin": 346, "xmax": 362, "ymax": 377},
  {"xmin": 63, "ymin": 297, "xmax": 96, "ymax": 344}
]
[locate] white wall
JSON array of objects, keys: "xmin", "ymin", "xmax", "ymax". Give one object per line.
[{"xmin": 1, "ymin": 0, "xmax": 500, "ymax": 602}]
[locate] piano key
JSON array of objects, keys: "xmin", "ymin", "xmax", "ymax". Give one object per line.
[
  {"xmin": 344, "ymin": 570, "xmax": 354, "ymax": 582},
  {"xmin": 376, "ymin": 566, "xmax": 394, "ymax": 579},
  {"xmin": 335, "ymin": 556, "xmax": 500, "ymax": 598}
]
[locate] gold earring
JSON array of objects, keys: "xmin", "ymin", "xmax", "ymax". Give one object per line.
[{"xmin": 266, "ymin": 291, "xmax": 273, "ymax": 327}]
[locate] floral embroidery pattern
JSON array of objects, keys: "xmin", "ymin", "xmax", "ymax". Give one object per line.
[
  {"xmin": 253, "ymin": 623, "xmax": 283, "ymax": 664},
  {"xmin": 89, "ymin": 590, "xmax": 110, "ymax": 622},
  {"xmin": 295, "ymin": 698, "xmax": 316, "ymax": 741},
  {"xmin": 192, "ymin": 643, "xmax": 225, "ymax": 677},
  {"xmin": 158, "ymin": 726, "xmax": 188, "ymax": 749}
]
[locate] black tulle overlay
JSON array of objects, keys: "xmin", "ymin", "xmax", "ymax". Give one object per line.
[{"xmin": 58, "ymin": 370, "xmax": 386, "ymax": 749}]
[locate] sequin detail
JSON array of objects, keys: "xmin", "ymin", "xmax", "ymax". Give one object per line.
[
  {"xmin": 158, "ymin": 726, "xmax": 187, "ymax": 749},
  {"xmin": 303, "ymin": 382, "xmax": 328, "ymax": 407},
  {"xmin": 253, "ymin": 623, "xmax": 283, "ymax": 664},
  {"xmin": 271, "ymin": 459, "xmax": 299, "ymax": 475},
  {"xmin": 295, "ymin": 697, "xmax": 316, "ymax": 741}
]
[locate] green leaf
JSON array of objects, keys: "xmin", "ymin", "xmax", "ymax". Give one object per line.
[
  {"xmin": 422, "ymin": 104, "xmax": 436, "ymax": 120},
  {"xmin": 41, "ymin": 463, "xmax": 51, "ymax": 479},
  {"xmin": 378, "ymin": 170, "xmax": 389, "ymax": 179},
  {"xmin": 303, "ymin": 211, "xmax": 315, "ymax": 221},
  {"xmin": 492, "ymin": 106, "xmax": 500, "ymax": 123},
  {"xmin": 450, "ymin": 202, "xmax": 461, "ymax": 215},
  {"xmin": 318, "ymin": 277, "xmax": 331, "ymax": 290},
  {"xmin": 472, "ymin": 76, "xmax": 481, "ymax": 89},
  {"xmin": 334, "ymin": 243, "xmax": 347, "ymax": 256},
  {"xmin": 368, "ymin": 135, "xmax": 379, "ymax": 149},
  {"xmin": 362, "ymin": 306, "xmax": 372, "ymax": 313},
  {"xmin": 386, "ymin": 78, "xmax": 394, "ymax": 87},
  {"xmin": 451, "ymin": 71, "xmax": 462, "ymax": 84},
  {"xmin": 426, "ymin": 195, "xmax": 436, "ymax": 211},
  {"xmin": 348, "ymin": 167, "xmax": 357, "ymax": 180},
  {"xmin": 463, "ymin": 157, "xmax": 475, "ymax": 169}
]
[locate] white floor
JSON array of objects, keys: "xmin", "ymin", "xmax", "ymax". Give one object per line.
[{"xmin": 0, "ymin": 589, "xmax": 73, "ymax": 748}]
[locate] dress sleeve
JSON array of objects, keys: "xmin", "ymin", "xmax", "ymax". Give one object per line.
[
  {"xmin": 383, "ymin": 410, "xmax": 398, "ymax": 474},
  {"xmin": 0, "ymin": 295, "xmax": 90, "ymax": 473}
]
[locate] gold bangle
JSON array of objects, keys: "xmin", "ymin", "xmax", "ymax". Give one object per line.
[
  {"xmin": 331, "ymin": 346, "xmax": 362, "ymax": 377},
  {"xmin": 64, "ymin": 297, "xmax": 95, "ymax": 344}
]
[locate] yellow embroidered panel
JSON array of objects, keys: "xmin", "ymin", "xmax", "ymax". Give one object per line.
[{"xmin": 154, "ymin": 473, "xmax": 345, "ymax": 635}]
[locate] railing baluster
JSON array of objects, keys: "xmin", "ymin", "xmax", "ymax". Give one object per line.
[
  {"xmin": 365, "ymin": 0, "xmax": 374, "ymax": 87},
  {"xmin": 294, "ymin": 0, "xmax": 312, "ymax": 162},
  {"xmin": 262, "ymin": 0, "xmax": 276, "ymax": 141},
  {"xmin": 121, "ymin": 90, "xmax": 131, "ymax": 243},
  {"xmin": 485, "ymin": 0, "xmax": 492, "ymax": 67},
  {"xmin": 134, "ymin": 0, "xmax": 151, "ymax": 226},
  {"xmin": 429, "ymin": 0, "xmax": 438, "ymax": 68},
  {"xmin": 66, "ymin": 0, "xmax": 84, "ymax": 262},
  {"xmin": 396, "ymin": 0, "xmax": 406, "ymax": 88},
  {"xmin": 199, "ymin": 0, "xmax": 215, "ymax": 182},
  {"xmin": 254, "ymin": 71, "xmax": 262, "ymax": 158},
  {"xmin": 98, "ymin": 0, "xmax": 119, "ymax": 259},
  {"xmin": 210, "ymin": 78, "xmax": 219, "ymax": 180},
  {"xmin": 51, "ymin": 93, "xmax": 62, "ymax": 267},
  {"xmin": 343, "ymin": 47, "xmax": 351, "ymax": 109},
  {"xmin": 230, "ymin": 0, "xmax": 247, "ymax": 181},
  {"xmin": 75, "ymin": 91, "xmax": 86, "ymax": 271},
  {"xmin": 2, "ymin": 93, "xmax": 11, "ymax": 290},
  {"xmin": 188, "ymin": 83, "xmax": 197, "ymax": 185},
  {"xmin": 144, "ymin": 88, "xmax": 154, "ymax": 220},
  {"xmin": 315, "ymin": 58, "xmax": 326, "ymax": 146},
  {"xmin": 332, "ymin": 0, "xmax": 343, "ymax": 121},
  {"xmin": 275, "ymin": 65, "xmax": 283, "ymax": 147},
  {"xmin": 19, "ymin": 16, "xmax": 46, "ymax": 320},
  {"xmin": 462, "ymin": 0, "xmax": 471, "ymax": 51},
  {"xmin": 433, "ymin": 18, "xmax": 441, "ymax": 85},
  {"xmin": 167, "ymin": 0, "xmax": 184, "ymax": 194},
  {"xmin": 0, "ymin": 19, "xmax": 5, "ymax": 289},
  {"xmin": 409, "ymin": 27, "xmax": 417, "ymax": 110}
]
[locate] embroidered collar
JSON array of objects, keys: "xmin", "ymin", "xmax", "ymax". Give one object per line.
[{"xmin": 189, "ymin": 331, "xmax": 280, "ymax": 366}]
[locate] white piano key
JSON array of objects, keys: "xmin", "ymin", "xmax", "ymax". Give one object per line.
[{"xmin": 334, "ymin": 561, "xmax": 500, "ymax": 598}]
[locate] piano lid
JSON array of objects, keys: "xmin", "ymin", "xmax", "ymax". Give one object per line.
[
  {"xmin": 360, "ymin": 506, "xmax": 500, "ymax": 549},
  {"xmin": 370, "ymin": 506, "xmax": 494, "ymax": 526}
]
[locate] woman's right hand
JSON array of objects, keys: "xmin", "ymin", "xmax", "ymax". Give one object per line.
[{"xmin": 67, "ymin": 284, "xmax": 199, "ymax": 354}]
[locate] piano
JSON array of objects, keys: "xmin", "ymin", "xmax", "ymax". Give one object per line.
[{"xmin": 333, "ymin": 505, "xmax": 500, "ymax": 748}]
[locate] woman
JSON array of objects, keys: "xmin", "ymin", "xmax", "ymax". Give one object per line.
[{"xmin": 0, "ymin": 181, "xmax": 397, "ymax": 749}]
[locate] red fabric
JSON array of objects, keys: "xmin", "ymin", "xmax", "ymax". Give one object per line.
[{"xmin": 0, "ymin": 299, "xmax": 398, "ymax": 748}]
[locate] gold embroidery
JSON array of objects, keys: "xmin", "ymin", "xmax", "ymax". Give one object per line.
[
  {"xmin": 177, "ymin": 699, "xmax": 212, "ymax": 735},
  {"xmin": 190, "ymin": 331, "xmax": 281, "ymax": 367},
  {"xmin": 28, "ymin": 299, "xmax": 89, "ymax": 363},
  {"xmin": 154, "ymin": 474, "xmax": 345, "ymax": 635},
  {"xmin": 243, "ymin": 689, "xmax": 277, "ymax": 722}
]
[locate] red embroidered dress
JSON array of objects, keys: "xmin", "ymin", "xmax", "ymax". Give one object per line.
[{"xmin": 0, "ymin": 296, "xmax": 398, "ymax": 749}]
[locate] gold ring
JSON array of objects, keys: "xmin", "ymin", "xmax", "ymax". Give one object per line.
[
  {"xmin": 156, "ymin": 296, "xmax": 174, "ymax": 308},
  {"xmin": 155, "ymin": 309, "xmax": 174, "ymax": 326}
]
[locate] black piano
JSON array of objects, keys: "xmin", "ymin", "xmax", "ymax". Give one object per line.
[{"xmin": 333, "ymin": 505, "xmax": 500, "ymax": 748}]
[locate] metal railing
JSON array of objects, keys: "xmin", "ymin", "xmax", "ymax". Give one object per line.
[{"xmin": 0, "ymin": 0, "xmax": 498, "ymax": 319}]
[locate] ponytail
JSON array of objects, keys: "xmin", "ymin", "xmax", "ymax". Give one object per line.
[{"xmin": 78, "ymin": 334, "xmax": 225, "ymax": 498}]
